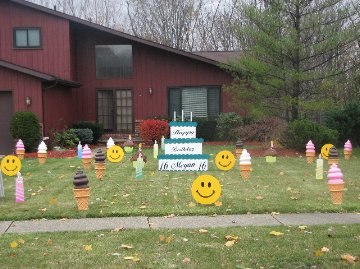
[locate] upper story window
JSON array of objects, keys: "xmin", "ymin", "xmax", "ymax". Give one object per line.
[
  {"xmin": 95, "ymin": 45, "xmax": 133, "ymax": 79},
  {"xmin": 13, "ymin": 28, "xmax": 41, "ymax": 48}
]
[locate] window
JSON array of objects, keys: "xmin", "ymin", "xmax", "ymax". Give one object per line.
[
  {"xmin": 95, "ymin": 45, "xmax": 133, "ymax": 78},
  {"xmin": 13, "ymin": 28, "xmax": 41, "ymax": 48},
  {"xmin": 97, "ymin": 89, "xmax": 133, "ymax": 132},
  {"xmin": 168, "ymin": 86, "xmax": 221, "ymax": 118}
]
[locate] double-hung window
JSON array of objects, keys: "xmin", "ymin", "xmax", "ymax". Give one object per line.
[
  {"xmin": 13, "ymin": 28, "xmax": 41, "ymax": 48},
  {"xmin": 168, "ymin": 86, "xmax": 221, "ymax": 119}
]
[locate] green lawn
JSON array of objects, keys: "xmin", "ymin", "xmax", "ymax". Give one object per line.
[
  {"xmin": 0, "ymin": 224, "xmax": 359, "ymax": 268},
  {"xmin": 0, "ymin": 145, "xmax": 359, "ymax": 221}
]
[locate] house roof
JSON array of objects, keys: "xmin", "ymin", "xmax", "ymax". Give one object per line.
[
  {"xmin": 0, "ymin": 59, "xmax": 81, "ymax": 88},
  {"xmin": 10, "ymin": 0, "xmax": 229, "ymax": 67},
  {"xmin": 193, "ymin": 51, "xmax": 240, "ymax": 64}
]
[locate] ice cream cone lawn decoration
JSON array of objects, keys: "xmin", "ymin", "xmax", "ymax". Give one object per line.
[
  {"xmin": 305, "ymin": 140, "xmax": 315, "ymax": 164},
  {"xmin": 239, "ymin": 149, "xmax": 251, "ymax": 181},
  {"xmin": 235, "ymin": 138, "xmax": 244, "ymax": 159},
  {"xmin": 327, "ymin": 164, "xmax": 345, "ymax": 205},
  {"xmin": 82, "ymin": 144, "xmax": 92, "ymax": 171},
  {"xmin": 328, "ymin": 146, "xmax": 339, "ymax": 166},
  {"xmin": 106, "ymin": 137, "xmax": 115, "ymax": 149},
  {"xmin": 37, "ymin": 141, "xmax": 47, "ymax": 164},
  {"xmin": 344, "ymin": 140, "xmax": 352, "ymax": 160},
  {"xmin": 15, "ymin": 139, "xmax": 25, "ymax": 160},
  {"xmin": 73, "ymin": 171, "xmax": 90, "ymax": 210},
  {"xmin": 94, "ymin": 149, "xmax": 106, "ymax": 179}
]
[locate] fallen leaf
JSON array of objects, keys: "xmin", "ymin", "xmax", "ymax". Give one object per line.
[
  {"xmin": 121, "ymin": 244, "xmax": 133, "ymax": 249},
  {"xmin": 270, "ymin": 231, "xmax": 284, "ymax": 236},
  {"xmin": 271, "ymin": 212, "xmax": 280, "ymax": 216},
  {"xmin": 321, "ymin": 247, "xmax": 330, "ymax": 252},
  {"xmin": 182, "ymin": 238, "xmax": 189, "ymax": 242},
  {"xmin": 139, "ymin": 205, "xmax": 147, "ymax": 209},
  {"xmin": 183, "ymin": 257, "xmax": 191, "ymax": 263},
  {"xmin": 39, "ymin": 208, "xmax": 47, "ymax": 213},
  {"xmin": 298, "ymin": 225, "xmax": 307, "ymax": 231},
  {"xmin": 47, "ymin": 239, "xmax": 53, "ymax": 246},
  {"xmin": 151, "ymin": 171, "xmax": 155, "ymax": 176},
  {"xmin": 165, "ymin": 236, "xmax": 174, "ymax": 243},
  {"xmin": 83, "ymin": 245, "xmax": 92, "ymax": 251},
  {"xmin": 341, "ymin": 254, "xmax": 357, "ymax": 264},
  {"xmin": 10, "ymin": 241, "xmax": 18, "ymax": 248},
  {"xmin": 132, "ymin": 257, "xmax": 140, "ymax": 262},
  {"xmin": 18, "ymin": 239, "xmax": 25, "ymax": 244},
  {"xmin": 225, "ymin": 240, "xmax": 236, "ymax": 247},
  {"xmin": 112, "ymin": 253, "xmax": 121, "ymax": 256},
  {"xmin": 214, "ymin": 201, "xmax": 222, "ymax": 207},
  {"xmin": 225, "ymin": 235, "xmax": 239, "ymax": 241},
  {"xmin": 122, "ymin": 194, "xmax": 130, "ymax": 198},
  {"xmin": 290, "ymin": 196, "xmax": 298, "ymax": 200},
  {"xmin": 26, "ymin": 172, "xmax": 31, "ymax": 176},
  {"xmin": 111, "ymin": 227, "xmax": 124, "ymax": 232},
  {"xmin": 49, "ymin": 197, "xmax": 57, "ymax": 205},
  {"xmin": 123, "ymin": 256, "xmax": 140, "ymax": 262},
  {"xmin": 199, "ymin": 229, "xmax": 208, "ymax": 234},
  {"xmin": 279, "ymin": 171, "xmax": 284, "ymax": 176},
  {"xmin": 164, "ymin": 214, "xmax": 175, "ymax": 218},
  {"xmin": 255, "ymin": 196, "xmax": 264, "ymax": 200},
  {"xmin": 159, "ymin": 235, "xmax": 165, "ymax": 241},
  {"xmin": 69, "ymin": 165, "xmax": 75, "ymax": 168},
  {"xmin": 315, "ymin": 250, "xmax": 324, "ymax": 257},
  {"xmin": 188, "ymin": 202, "xmax": 196, "ymax": 208}
]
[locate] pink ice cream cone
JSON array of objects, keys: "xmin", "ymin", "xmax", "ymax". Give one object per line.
[
  {"xmin": 82, "ymin": 144, "xmax": 92, "ymax": 171},
  {"xmin": 305, "ymin": 140, "xmax": 315, "ymax": 164},
  {"xmin": 343, "ymin": 140, "xmax": 352, "ymax": 160},
  {"xmin": 327, "ymin": 164, "xmax": 345, "ymax": 205},
  {"xmin": 15, "ymin": 139, "xmax": 25, "ymax": 160}
]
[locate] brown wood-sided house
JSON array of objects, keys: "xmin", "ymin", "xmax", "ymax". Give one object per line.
[{"xmin": 0, "ymin": 0, "xmax": 237, "ymax": 154}]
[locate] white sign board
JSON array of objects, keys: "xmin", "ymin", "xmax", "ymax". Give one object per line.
[
  {"xmin": 170, "ymin": 127, "xmax": 196, "ymax": 139},
  {"xmin": 165, "ymin": 143, "xmax": 202, "ymax": 155},
  {"xmin": 159, "ymin": 159, "xmax": 208, "ymax": 171}
]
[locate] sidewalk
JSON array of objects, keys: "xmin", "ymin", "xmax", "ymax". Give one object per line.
[{"xmin": 1, "ymin": 213, "xmax": 359, "ymax": 234}]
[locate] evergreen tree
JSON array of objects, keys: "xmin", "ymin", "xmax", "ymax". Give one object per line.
[{"xmin": 225, "ymin": 0, "xmax": 360, "ymax": 121}]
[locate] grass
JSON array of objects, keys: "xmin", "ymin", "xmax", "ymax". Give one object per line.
[
  {"xmin": 0, "ymin": 145, "xmax": 359, "ymax": 221},
  {"xmin": 0, "ymin": 224, "xmax": 359, "ymax": 268}
]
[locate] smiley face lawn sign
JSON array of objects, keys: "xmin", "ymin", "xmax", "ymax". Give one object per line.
[
  {"xmin": 1, "ymin": 155, "xmax": 22, "ymax": 177},
  {"xmin": 215, "ymin": 150, "xmax": 236, "ymax": 171},
  {"xmin": 191, "ymin": 175, "xmax": 222, "ymax": 205}
]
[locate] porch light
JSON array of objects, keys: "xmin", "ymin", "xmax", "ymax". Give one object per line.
[
  {"xmin": 148, "ymin": 87, "xmax": 153, "ymax": 96},
  {"xmin": 25, "ymin": 96, "xmax": 32, "ymax": 106}
]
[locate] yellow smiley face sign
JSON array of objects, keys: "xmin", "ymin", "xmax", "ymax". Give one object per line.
[
  {"xmin": 1, "ymin": 155, "xmax": 22, "ymax": 176},
  {"xmin": 191, "ymin": 175, "xmax": 222, "ymax": 205},
  {"xmin": 215, "ymin": 150, "xmax": 236, "ymax": 171},
  {"xmin": 106, "ymin": 145, "xmax": 124, "ymax": 163},
  {"xmin": 321, "ymin": 144, "xmax": 333, "ymax": 160}
]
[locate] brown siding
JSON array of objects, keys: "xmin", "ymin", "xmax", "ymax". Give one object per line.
[
  {"xmin": 0, "ymin": 67, "xmax": 43, "ymax": 123},
  {"xmin": 72, "ymin": 26, "xmax": 234, "ymax": 123},
  {"xmin": 43, "ymin": 86, "xmax": 74, "ymax": 134},
  {"xmin": 0, "ymin": 1, "xmax": 71, "ymax": 80}
]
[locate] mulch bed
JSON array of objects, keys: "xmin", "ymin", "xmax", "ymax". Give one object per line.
[{"xmin": 22, "ymin": 141, "xmax": 301, "ymax": 158}]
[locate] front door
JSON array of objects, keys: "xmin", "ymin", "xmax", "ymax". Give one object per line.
[
  {"xmin": 97, "ymin": 89, "xmax": 133, "ymax": 133},
  {"xmin": 0, "ymin": 91, "xmax": 14, "ymax": 155}
]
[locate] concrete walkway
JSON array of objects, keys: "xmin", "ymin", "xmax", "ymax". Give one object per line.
[{"xmin": 1, "ymin": 213, "xmax": 359, "ymax": 234}]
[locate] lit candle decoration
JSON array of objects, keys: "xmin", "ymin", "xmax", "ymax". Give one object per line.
[
  {"xmin": 271, "ymin": 141, "xmax": 274, "ymax": 148},
  {"xmin": 174, "ymin": 111, "xmax": 176, "ymax": 121},
  {"xmin": 316, "ymin": 154, "xmax": 323, "ymax": 180},
  {"xmin": 161, "ymin": 136, "xmax": 165, "ymax": 151},
  {"xmin": 15, "ymin": 172, "xmax": 24, "ymax": 203},
  {"xmin": 190, "ymin": 112, "xmax": 192, "ymax": 122},
  {"xmin": 135, "ymin": 154, "xmax": 144, "ymax": 180},
  {"xmin": 181, "ymin": 110, "xmax": 184, "ymax": 121},
  {"xmin": 0, "ymin": 170, "xmax": 4, "ymax": 198},
  {"xmin": 153, "ymin": 140, "xmax": 159, "ymax": 159}
]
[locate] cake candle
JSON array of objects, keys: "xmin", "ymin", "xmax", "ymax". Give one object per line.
[
  {"xmin": 181, "ymin": 110, "xmax": 184, "ymax": 121},
  {"xmin": 190, "ymin": 112, "xmax": 192, "ymax": 122}
]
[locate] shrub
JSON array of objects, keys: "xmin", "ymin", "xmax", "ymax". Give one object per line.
[
  {"xmin": 325, "ymin": 102, "xmax": 360, "ymax": 146},
  {"xmin": 72, "ymin": 121, "xmax": 103, "ymax": 144},
  {"xmin": 238, "ymin": 117, "xmax": 287, "ymax": 142},
  {"xmin": 139, "ymin": 119, "xmax": 169, "ymax": 144},
  {"xmin": 193, "ymin": 117, "xmax": 217, "ymax": 141},
  {"xmin": 280, "ymin": 119, "xmax": 338, "ymax": 151},
  {"xmin": 216, "ymin": 112, "xmax": 243, "ymax": 141},
  {"xmin": 53, "ymin": 129, "xmax": 79, "ymax": 148},
  {"xmin": 10, "ymin": 111, "xmax": 41, "ymax": 152},
  {"xmin": 71, "ymin": 128, "xmax": 93, "ymax": 144}
]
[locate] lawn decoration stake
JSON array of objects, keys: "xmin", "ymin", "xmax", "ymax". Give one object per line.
[
  {"xmin": 239, "ymin": 149, "xmax": 251, "ymax": 181},
  {"xmin": 123, "ymin": 135, "xmax": 135, "ymax": 153},
  {"xmin": 328, "ymin": 146, "xmax": 339, "ymax": 166},
  {"xmin": 327, "ymin": 164, "xmax": 345, "ymax": 205},
  {"xmin": 73, "ymin": 170, "xmax": 90, "ymax": 210},
  {"xmin": 15, "ymin": 139, "xmax": 25, "ymax": 160},
  {"xmin": 343, "ymin": 140, "xmax": 352, "ymax": 160},
  {"xmin": 135, "ymin": 153, "xmax": 144, "ymax": 180},
  {"xmin": 316, "ymin": 155, "xmax": 323, "ymax": 180},
  {"xmin": 305, "ymin": 140, "xmax": 315, "ymax": 164},
  {"xmin": 37, "ymin": 140, "xmax": 47, "ymax": 164},
  {"xmin": 82, "ymin": 144, "xmax": 93, "ymax": 170},
  {"xmin": 15, "ymin": 172, "xmax": 24, "ymax": 203},
  {"xmin": 94, "ymin": 149, "xmax": 106, "ymax": 179},
  {"xmin": 0, "ymin": 169, "xmax": 4, "ymax": 198}
]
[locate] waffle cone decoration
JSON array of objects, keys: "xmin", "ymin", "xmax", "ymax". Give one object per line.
[
  {"xmin": 73, "ymin": 171, "xmax": 90, "ymax": 210},
  {"xmin": 328, "ymin": 183, "xmax": 344, "ymax": 205},
  {"xmin": 239, "ymin": 149, "xmax": 252, "ymax": 181},
  {"xmin": 235, "ymin": 138, "xmax": 244, "ymax": 159},
  {"xmin": 327, "ymin": 146, "xmax": 339, "ymax": 166},
  {"xmin": 240, "ymin": 164, "xmax": 251, "ymax": 181},
  {"xmin": 16, "ymin": 149, "xmax": 25, "ymax": 160},
  {"xmin": 37, "ymin": 153, "xmax": 47, "ymax": 164},
  {"xmin": 305, "ymin": 140, "xmax": 316, "ymax": 164},
  {"xmin": 82, "ymin": 158, "xmax": 91, "ymax": 171},
  {"xmin": 94, "ymin": 149, "xmax": 106, "ymax": 180},
  {"xmin": 327, "ymin": 164, "xmax": 345, "ymax": 205},
  {"xmin": 343, "ymin": 140, "xmax": 352, "ymax": 160},
  {"xmin": 15, "ymin": 139, "xmax": 25, "ymax": 160}
]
